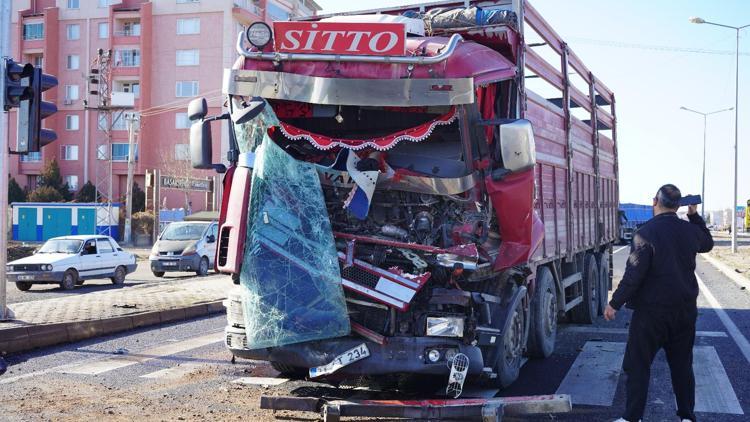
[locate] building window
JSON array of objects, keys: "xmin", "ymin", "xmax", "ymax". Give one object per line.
[
  {"xmin": 175, "ymin": 81, "xmax": 198, "ymax": 97},
  {"xmin": 120, "ymin": 82, "xmax": 140, "ymax": 98},
  {"xmin": 175, "ymin": 144, "xmax": 190, "ymax": 161},
  {"xmin": 65, "ymin": 85, "xmax": 79, "ymax": 100},
  {"xmin": 112, "ymin": 113, "xmax": 127, "ymax": 130},
  {"xmin": 66, "ymin": 55, "xmax": 80, "ymax": 70},
  {"xmin": 120, "ymin": 21, "xmax": 141, "ymax": 36},
  {"xmin": 175, "ymin": 112, "xmax": 191, "ymax": 129},
  {"xmin": 65, "ymin": 175, "xmax": 79, "ymax": 190},
  {"xmin": 65, "ymin": 115, "xmax": 79, "ymax": 130},
  {"xmin": 98, "ymin": 22, "xmax": 109, "ymax": 38},
  {"xmin": 23, "ymin": 23, "xmax": 44, "ymax": 40},
  {"xmin": 98, "ymin": 0, "xmax": 116, "ymax": 7},
  {"xmin": 62, "ymin": 145, "xmax": 79, "ymax": 160},
  {"xmin": 20, "ymin": 152, "xmax": 41, "ymax": 162},
  {"xmin": 176, "ymin": 49, "xmax": 199, "ymax": 66},
  {"xmin": 67, "ymin": 0, "xmax": 80, "ymax": 9},
  {"xmin": 176, "ymin": 18, "xmax": 200, "ymax": 35},
  {"xmin": 67, "ymin": 24, "xmax": 80, "ymax": 40},
  {"xmin": 114, "ymin": 49, "xmax": 140, "ymax": 67},
  {"xmin": 112, "ymin": 144, "xmax": 138, "ymax": 162},
  {"xmin": 33, "ymin": 56, "xmax": 43, "ymax": 68},
  {"xmin": 267, "ymin": 3, "xmax": 291, "ymax": 21}
]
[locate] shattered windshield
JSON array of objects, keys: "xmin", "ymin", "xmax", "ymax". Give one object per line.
[{"xmin": 236, "ymin": 100, "xmax": 350, "ymax": 349}]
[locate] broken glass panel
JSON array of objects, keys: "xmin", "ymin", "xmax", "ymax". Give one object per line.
[{"xmin": 237, "ymin": 101, "xmax": 350, "ymax": 349}]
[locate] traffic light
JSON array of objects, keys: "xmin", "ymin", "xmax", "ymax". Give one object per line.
[
  {"xmin": 1, "ymin": 58, "xmax": 33, "ymax": 111},
  {"xmin": 25, "ymin": 67, "xmax": 58, "ymax": 152}
]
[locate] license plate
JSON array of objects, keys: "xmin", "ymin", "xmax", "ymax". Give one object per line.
[
  {"xmin": 163, "ymin": 262, "xmax": 177, "ymax": 267},
  {"xmin": 309, "ymin": 343, "xmax": 370, "ymax": 378},
  {"xmin": 18, "ymin": 275, "xmax": 34, "ymax": 281}
]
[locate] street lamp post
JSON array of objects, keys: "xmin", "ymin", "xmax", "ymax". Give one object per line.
[
  {"xmin": 679, "ymin": 106, "xmax": 733, "ymax": 218},
  {"xmin": 690, "ymin": 17, "xmax": 750, "ymax": 253}
]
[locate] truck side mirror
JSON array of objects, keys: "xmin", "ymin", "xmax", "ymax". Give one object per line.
[
  {"xmin": 497, "ymin": 119, "xmax": 536, "ymax": 173},
  {"xmin": 190, "ymin": 119, "xmax": 213, "ymax": 169},
  {"xmin": 188, "ymin": 97, "xmax": 208, "ymax": 121}
]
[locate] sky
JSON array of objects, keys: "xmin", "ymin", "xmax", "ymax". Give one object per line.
[{"xmin": 315, "ymin": 0, "xmax": 750, "ymax": 212}]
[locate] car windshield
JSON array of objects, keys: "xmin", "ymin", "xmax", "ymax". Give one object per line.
[
  {"xmin": 38, "ymin": 239, "xmax": 83, "ymax": 254},
  {"xmin": 160, "ymin": 222, "xmax": 208, "ymax": 241}
]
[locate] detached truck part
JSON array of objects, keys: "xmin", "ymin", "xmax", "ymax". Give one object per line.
[{"xmin": 193, "ymin": 0, "xmax": 619, "ymax": 395}]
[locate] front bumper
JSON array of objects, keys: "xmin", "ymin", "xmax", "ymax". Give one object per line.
[
  {"xmin": 6, "ymin": 271, "xmax": 65, "ymax": 284},
  {"xmin": 150, "ymin": 254, "xmax": 201, "ymax": 272},
  {"xmin": 225, "ymin": 325, "xmax": 485, "ymax": 377}
]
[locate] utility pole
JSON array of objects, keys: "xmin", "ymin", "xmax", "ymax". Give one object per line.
[
  {"xmin": 0, "ymin": 0, "xmax": 11, "ymax": 321},
  {"xmin": 123, "ymin": 113, "xmax": 139, "ymax": 244}
]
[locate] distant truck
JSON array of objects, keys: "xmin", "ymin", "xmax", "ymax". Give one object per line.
[
  {"xmin": 190, "ymin": 0, "xmax": 619, "ymax": 390},
  {"xmin": 619, "ymin": 203, "xmax": 653, "ymax": 244}
]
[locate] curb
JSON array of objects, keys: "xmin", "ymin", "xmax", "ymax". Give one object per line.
[
  {"xmin": 0, "ymin": 300, "xmax": 226, "ymax": 355},
  {"xmin": 701, "ymin": 253, "xmax": 750, "ymax": 291}
]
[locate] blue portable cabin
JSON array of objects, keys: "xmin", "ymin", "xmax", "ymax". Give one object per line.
[{"xmin": 10, "ymin": 202, "xmax": 121, "ymax": 242}]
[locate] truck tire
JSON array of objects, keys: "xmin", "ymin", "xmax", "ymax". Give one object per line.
[
  {"xmin": 570, "ymin": 254, "xmax": 599, "ymax": 324},
  {"xmin": 598, "ymin": 250, "xmax": 611, "ymax": 315},
  {"xmin": 527, "ymin": 266, "xmax": 557, "ymax": 358},
  {"xmin": 496, "ymin": 291, "xmax": 526, "ymax": 388},
  {"xmin": 270, "ymin": 361, "xmax": 307, "ymax": 379}
]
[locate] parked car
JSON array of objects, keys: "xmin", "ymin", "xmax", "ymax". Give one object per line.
[
  {"xmin": 149, "ymin": 221, "xmax": 218, "ymax": 277},
  {"xmin": 6, "ymin": 235, "xmax": 137, "ymax": 291}
]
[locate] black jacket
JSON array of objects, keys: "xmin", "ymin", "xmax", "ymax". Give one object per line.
[{"xmin": 609, "ymin": 212, "xmax": 713, "ymax": 311}]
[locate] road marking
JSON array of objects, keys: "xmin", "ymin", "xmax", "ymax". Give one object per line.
[
  {"xmin": 59, "ymin": 332, "xmax": 223, "ymax": 375},
  {"xmin": 695, "ymin": 272, "xmax": 750, "ymax": 365},
  {"xmin": 555, "ymin": 341, "xmax": 625, "ymax": 406},
  {"xmin": 693, "ymin": 346, "xmax": 744, "ymax": 414},
  {"xmin": 613, "ymin": 245, "xmax": 629, "ymax": 255},
  {"xmin": 232, "ymin": 376, "xmax": 289, "ymax": 386},
  {"xmin": 561, "ymin": 326, "xmax": 728, "ymax": 338},
  {"xmin": 140, "ymin": 363, "xmax": 202, "ymax": 380}
]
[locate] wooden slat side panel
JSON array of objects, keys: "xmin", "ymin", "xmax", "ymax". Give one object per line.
[
  {"xmin": 526, "ymin": 47, "xmax": 564, "ymax": 90},
  {"xmin": 555, "ymin": 165, "xmax": 568, "ymax": 254}
]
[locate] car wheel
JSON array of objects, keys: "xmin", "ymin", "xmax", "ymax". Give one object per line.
[
  {"xmin": 111, "ymin": 266, "xmax": 126, "ymax": 286},
  {"xmin": 152, "ymin": 271, "xmax": 165, "ymax": 278},
  {"xmin": 60, "ymin": 270, "xmax": 77, "ymax": 290},
  {"xmin": 15, "ymin": 281, "xmax": 32, "ymax": 291},
  {"xmin": 196, "ymin": 257, "xmax": 209, "ymax": 276}
]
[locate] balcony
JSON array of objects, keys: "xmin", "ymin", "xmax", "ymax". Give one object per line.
[
  {"xmin": 113, "ymin": 17, "xmax": 141, "ymax": 44},
  {"xmin": 233, "ymin": 1, "xmax": 263, "ymax": 24}
]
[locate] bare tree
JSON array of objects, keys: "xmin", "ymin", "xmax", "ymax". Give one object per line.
[{"xmin": 156, "ymin": 140, "xmax": 210, "ymax": 213}]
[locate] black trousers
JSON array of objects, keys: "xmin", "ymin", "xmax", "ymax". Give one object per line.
[{"xmin": 622, "ymin": 306, "xmax": 698, "ymax": 422}]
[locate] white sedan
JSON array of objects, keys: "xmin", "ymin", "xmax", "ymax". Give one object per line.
[{"xmin": 6, "ymin": 235, "xmax": 137, "ymax": 291}]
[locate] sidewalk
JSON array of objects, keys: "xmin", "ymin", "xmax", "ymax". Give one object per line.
[{"xmin": 0, "ymin": 275, "xmax": 233, "ymax": 355}]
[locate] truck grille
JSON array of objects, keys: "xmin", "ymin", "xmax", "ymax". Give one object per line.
[{"xmin": 10, "ymin": 264, "xmax": 42, "ymax": 271}]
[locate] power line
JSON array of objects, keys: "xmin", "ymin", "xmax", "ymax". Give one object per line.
[{"xmin": 569, "ymin": 37, "xmax": 750, "ymax": 56}]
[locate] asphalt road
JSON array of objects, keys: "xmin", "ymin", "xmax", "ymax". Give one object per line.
[
  {"xmin": 2, "ymin": 246, "xmax": 750, "ymax": 421},
  {"xmin": 4, "ymin": 260, "xmax": 223, "ymax": 304}
]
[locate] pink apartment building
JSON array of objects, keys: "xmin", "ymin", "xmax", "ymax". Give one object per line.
[{"xmin": 7, "ymin": 0, "xmax": 319, "ymax": 211}]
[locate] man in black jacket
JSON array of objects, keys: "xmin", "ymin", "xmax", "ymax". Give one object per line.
[{"xmin": 605, "ymin": 184, "xmax": 713, "ymax": 422}]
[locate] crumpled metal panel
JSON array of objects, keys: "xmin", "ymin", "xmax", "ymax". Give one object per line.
[{"xmin": 238, "ymin": 103, "xmax": 350, "ymax": 349}]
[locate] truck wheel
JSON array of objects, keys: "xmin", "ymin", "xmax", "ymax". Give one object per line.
[
  {"xmin": 60, "ymin": 269, "xmax": 77, "ymax": 290},
  {"xmin": 570, "ymin": 254, "xmax": 599, "ymax": 324},
  {"xmin": 496, "ymin": 295, "xmax": 526, "ymax": 388},
  {"xmin": 15, "ymin": 281, "xmax": 32, "ymax": 291},
  {"xmin": 270, "ymin": 361, "xmax": 307, "ymax": 379},
  {"xmin": 598, "ymin": 251, "xmax": 611, "ymax": 315},
  {"xmin": 527, "ymin": 267, "xmax": 557, "ymax": 358}
]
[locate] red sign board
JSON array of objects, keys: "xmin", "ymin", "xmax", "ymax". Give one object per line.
[{"xmin": 273, "ymin": 21, "xmax": 406, "ymax": 56}]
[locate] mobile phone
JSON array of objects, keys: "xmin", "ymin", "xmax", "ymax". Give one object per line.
[{"xmin": 679, "ymin": 194, "xmax": 702, "ymax": 206}]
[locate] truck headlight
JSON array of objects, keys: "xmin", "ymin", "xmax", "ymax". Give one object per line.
[{"xmin": 426, "ymin": 317, "xmax": 464, "ymax": 337}]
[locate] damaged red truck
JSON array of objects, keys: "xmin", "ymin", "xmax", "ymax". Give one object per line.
[{"xmin": 189, "ymin": 0, "xmax": 619, "ymax": 392}]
